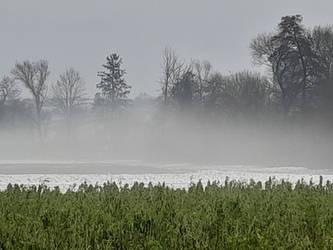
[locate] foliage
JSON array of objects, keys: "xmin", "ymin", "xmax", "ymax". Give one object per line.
[
  {"xmin": 1, "ymin": 180, "xmax": 333, "ymax": 249},
  {"xmin": 97, "ymin": 53, "xmax": 131, "ymax": 110},
  {"xmin": 250, "ymin": 15, "xmax": 333, "ymax": 117}
]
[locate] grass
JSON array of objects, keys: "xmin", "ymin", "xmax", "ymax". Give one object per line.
[{"xmin": 1, "ymin": 177, "xmax": 333, "ymax": 249}]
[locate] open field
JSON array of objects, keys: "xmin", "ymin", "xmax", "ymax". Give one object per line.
[
  {"xmin": 1, "ymin": 162, "xmax": 333, "ymax": 248},
  {"xmin": 0, "ymin": 161, "xmax": 333, "ymax": 192}
]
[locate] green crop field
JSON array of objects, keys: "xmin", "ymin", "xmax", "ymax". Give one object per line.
[{"xmin": 1, "ymin": 178, "xmax": 333, "ymax": 249}]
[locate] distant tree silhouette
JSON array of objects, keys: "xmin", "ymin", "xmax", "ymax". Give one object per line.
[
  {"xmin": 96, "ymin": 53, "xmax": 131, "ymax": 112},
  {"xmin": 0, "ymin": 76, "xmax": 18, "ymax": 106},
  {"xmin": 311, "ymin": 26, "xmax": 333, "ymax": 121},
  {"xmin": 170, "ymin": 67, "xmax": 195, "ymax": 109},
  {"xmin": 251, "ymin": 15, "xmax": 319, "ymax": 116},
  {"xmin": 274, "ymin": 15, "xmax": 318, "ymax": 112},
  {"xmin": 160, "ymin": 48, "xmax": 184, "ymax": 106},
  {"xmin": 12, "ymin": 60, "xmax": 49, "ymax": 132},
  {"xmin": 52, "ymin": 68, "xmax": 86, "ymax": 132},
  {"xmin": 203, "ymin": 71, "xmax": 272, "ymax": 118},
  {"xmin": 193, "ymin": 60, "xmax": 212, "ymax": 106}
]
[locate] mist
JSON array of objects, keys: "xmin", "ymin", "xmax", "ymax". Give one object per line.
[
  {"xmin": 1, "ymin": 13, "xmax": 333, "ymax": 174},
  {"xmin": 1, "ymin": 109, "xmax": 332, "ymax": 170},
  {"xmin": 3, "ymin": 2, "xmax": 333, "ymax": 248}
]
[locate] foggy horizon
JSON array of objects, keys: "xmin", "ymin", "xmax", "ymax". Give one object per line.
[
  {"xmin": 2, "ymin": 3, "xmax": 333, "ymax": 248},
  {"xmin": 1, "ymin": 9, "xmax": 333, "ymax": 167}
]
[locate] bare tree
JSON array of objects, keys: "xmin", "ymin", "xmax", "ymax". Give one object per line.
[
  {"xmin": 312, "ymin": 25, "xmax": 333, "ymax": 81},
  {"xmin": 52, "ymin": 68, "xmax": 86, "ymax": 123},
  {"xmin": 0, "ymin": 76, "xmax": 19, "ymax": 105},
  {"xmin": 311, "ymin": 26, "xmax": 333, "ymax": 117},
  {"xmin": 224, "ymin": 71, "xmax": 272, "ymax": 117},
  {"xmin": 170, "ymin": 64, "xmax": 194, "ymax": 108},
  {"xmin": 250, "ymin": 33, "xmax": 275, "ymax": 67},
  {"xmin": 204, "ymin": 72, "xmax": 226, "ymax": 112},
  {"xmin": 203, "ymin": 71, "xmax": 272, "ymax": 118},
  {"xmin": 193, "ymin": 60, "xmax": 212, "ymax": 105},
  {"xmin": 160, "ymin": 47, "xmax": 184, "ymax": 105},
  {"xmin": 11, "ymin": 60, "xmax": 49, "ymax": 129}
]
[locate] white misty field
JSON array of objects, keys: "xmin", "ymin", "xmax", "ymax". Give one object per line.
[{"xmin": 0, "ymin": 161, "xmax": 332, "ymax": 193}]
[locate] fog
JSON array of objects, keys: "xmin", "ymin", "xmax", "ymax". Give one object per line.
[
  {"xmin": 1, "ymin": 8, "xmax": 333, "ymax": 173},
  {"xmin": 1, "ymin": 110, "xmax": 332, "ymax": 171}
]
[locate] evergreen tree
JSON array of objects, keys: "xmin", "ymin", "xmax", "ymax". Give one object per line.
[{"xmin": 96, "ymin": 53, "xmax": 131, "ymax": 110}]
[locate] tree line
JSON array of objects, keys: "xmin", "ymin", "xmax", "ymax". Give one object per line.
[
  {"xmin": 161, "ymin": 15, "xmax": 333, "ymax": 123},
  {"xmin": 1, "ymin": 15, "xmax": 333, "ymax": 133}
]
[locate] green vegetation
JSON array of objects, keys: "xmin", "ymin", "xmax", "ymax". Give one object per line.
[{"xmin": 1, "ymin": 178, "xmax": 333, "ymax": 249}]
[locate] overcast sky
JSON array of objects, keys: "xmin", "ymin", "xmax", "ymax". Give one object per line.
[{"xmin": 1, "ymin": 0, "xmax": 333, "ymax": 97}]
